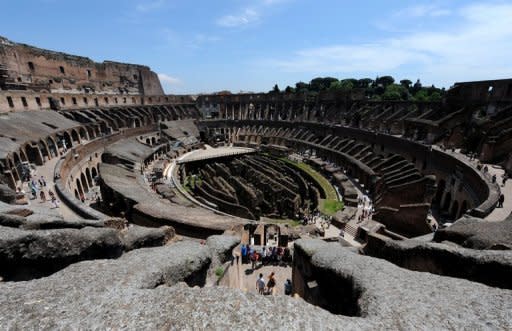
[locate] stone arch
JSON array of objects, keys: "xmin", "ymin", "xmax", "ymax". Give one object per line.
[
  {"xmin": 62, "ymin": 131, "xmax": 73, "ymax": 149},
  {"xmin": 80, "ymin": 173, "xmax": 89, "ymax": 193},
  {"xmin": 91, "ymin": 166, "xmax": 98, "ymax": 179},
  {"xmin": 86, "ymin": 127, "xmax": 95, "ymax": 140},
  {"xmin": 76, "ymin": 178, "xmax": 84, "ymax": 198},
  {"xmin": 6, "ymin": 157, "xmax": 15, "ymax": 172},
  {"xmin": 85, "ymin": 168, "xmax": 93, "ymax": 188},
  {"xmin": 74, "ymin": 189, "xmax": 80, "ymax": 200},
  {"xmin": 12, "ymin": 151, "xmax": 22, "ymax": 166},
  {"xmin": 79, "ymin": 127, "xmax": 88, "ymax": 141},
  {"xmin": 71, "ymin": 129, "xmax": 80, "ymax": 144},
  {"xmin": 38, "ymin": 139, "xmax": 50, "ymax": 161},
  {"xmin": 8, "ymin": 157, "xmax": 20, "ymax": 182},
  {"xmin": 151, "ymin": 137, "xmax": 156, "ymax": 145},
  {"xmin": 146, "ymin": 138, "xmax": 151, "ymax": 145},
  {"xmin": 99, "ymin": 122, "xmax": 109, "ymax": 135},
  {"xmin": 134, "ymin": 118, "xmax": 141, "ymax": 128},
  {"xmin": 25, "ymin": 143, "xmax": 43, "ymax": 166},
  {"xmin": 46, "ymin": 136, "xmax": 59, "ymax": 157},
  {"xmin": 19, "ymin": 149, "xmax": 29, "ymax": 162}
]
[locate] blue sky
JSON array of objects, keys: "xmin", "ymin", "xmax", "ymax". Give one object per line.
[{"xmin": 2, "ymin": 0, "xmax": 512, "ymax": 94}]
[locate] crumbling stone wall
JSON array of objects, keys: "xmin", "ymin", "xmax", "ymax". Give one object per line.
[{"xmin": 0, "ymin": 36, "xmax": 163, "ymax": 95}]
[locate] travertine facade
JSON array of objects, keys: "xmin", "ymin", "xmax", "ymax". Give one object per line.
[{"xmin": 0, "ymin": 36, "xmax": 163, "ymax": 95}]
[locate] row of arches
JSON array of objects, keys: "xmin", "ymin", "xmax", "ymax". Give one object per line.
[
  {"xmin": 3, "ymin": 126, "xmax": 96, "ymax": 187},
  {"xmin": 73, "ymin": 166, "xmax": 99, "ymax": 201},
  {"xmin": 2, "ymin": 104, "xmax": 201, "ymax": 190},
  {"xmin": 60, "ymin": 105, "xmax": 199, "ymax": 135},
  {"xmin": 433, "ymin": 179, "xmax": 470, "ymax": 220}
]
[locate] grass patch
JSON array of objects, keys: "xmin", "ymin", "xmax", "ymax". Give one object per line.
[
  {"xmin": 215, "ymin": 266, "xmax": 224, "ymax": 278},
  {"xmin": 320, "ymin": 199, "xmax": 344, "ymax": 216},
  {"xmin": 183, "ymin": 175, "xmax": 202, "ymax": 192},
  {"xmin": 261, "ymin": 218, "xmax": 303, "ymax": 227},
  {"xmin": 279, "ymin": 158, "xmax": 338, "ymax": 200}
]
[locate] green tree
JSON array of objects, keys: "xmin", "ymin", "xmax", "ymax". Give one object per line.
[
  {"xmin": 376, "ymin": 75, "xmax": 395, "ymax": 87},
  {"xmin": 272, "ymin": 84, "xmax": 280, "ymax": 93},
  {"xmin": 429, "ymin": 91, "xmax": 442, "ymax": 101},
  {"xmin": 329, "ymin": 79, "xmax": 354, "ymax": 91},
  {"xmin": 357, "ymin": 78, "xmax": 373, "ymax": 88},
  {"xmin": 400, "ymin": 79, "xmax": 412, "ymax": 89},
  {"xmin": 310, "ymin": 77, "xmax": 338, "ymax": 92},
  {"xmin": 284, "ymin": 85, "xmax": 295, "ymax": 93},
  {"xmin": 412, "ymin": 79, "xmax": 422, "ymax": 93},
  {"xmin": 382, "ymin": 84, "xmax": 407, "ymax": 100},
  {"xmin": 295, "ymin": 81, "xmax": 309, "ymax": 93},
  {"xmin": 329, "ymin": 81, "xmax": 343, "ymax": 91},
  {"xmin": 413, "ymin": 89, "xmax": 429, "ymax": 102}
]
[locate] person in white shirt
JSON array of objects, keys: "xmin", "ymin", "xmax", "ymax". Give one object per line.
[{"xmin": 256, "ymin": 273, "xmax": 265, "ymax": 294}]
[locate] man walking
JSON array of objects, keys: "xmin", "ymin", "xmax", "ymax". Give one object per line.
[{"xmin": 256, "ymin": 273, "xmax": 265, "ymax": 294}]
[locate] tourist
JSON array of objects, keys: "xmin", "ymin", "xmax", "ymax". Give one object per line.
[
  {"xmin": 267, "ymin": 272, "xmax": 276, "ymax": 295},
  {"xmin": 498, "ymin": 194, "xmax": 505, "ymax": 208},
  {"xmin": 284, "ymin": 279, "xmax": 292, "ymax": 295},
  {"xmin": 250, "ymin": 251, "xmax": 257, "ymax": 270},
  {"xmin": 261, "ymin": 246, "xmax": 267, "ymax": 265},
  {"xmin": 40, "ymin": 190, "xmax": 46, "ymax": 202},
  {"xmin": 31, "ymin": 177, "xmax": 37, "ymax": 188},
  {"xmin": 240, "ymin": 244, "xmax": 247, "ymax": 264},
  {"xmin": 50, "ymin": 195, "xmax": 59, "ymax": 209},
  {"xmin": 256, "ymin": 273, "xmax": 265, "ymax": 294}
]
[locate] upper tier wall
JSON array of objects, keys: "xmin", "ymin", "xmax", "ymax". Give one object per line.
[{"xmin": 0, "ymin": 36, "xmax": 163, "ymax": 95}]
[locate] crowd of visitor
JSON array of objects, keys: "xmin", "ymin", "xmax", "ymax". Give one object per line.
[{"xmin": 240, "ymin": 244, "xmax": 292, "ymax": 269}]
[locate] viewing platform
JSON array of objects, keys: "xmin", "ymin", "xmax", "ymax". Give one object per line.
[{"xmin": 176, "ymin": 145, "xmax": 256, "ymax": 164}]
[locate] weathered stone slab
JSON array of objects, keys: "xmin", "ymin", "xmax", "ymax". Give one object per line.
[
  {"xmin": 206, "ymin": 234, "xmax": 240, "ymax": 264},
  {"xmin": 121, "ymin": 225, "xmax": 175, "ymax": 251},
  {"xmin": 0, "ymin": 225, "xmax": 123, "ymax": 280},
  {"xmin": 293, "ymin": 239, "xmax": 512, "ymax": 329},
  {"xmin": 365, "ymin": 232, "xmax": 512, "ymax": 289},
  {"xmin": 434, "ymin": 215, "xmax": 512, "ymax": 249}
]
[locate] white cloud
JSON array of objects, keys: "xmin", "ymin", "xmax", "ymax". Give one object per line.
[
  {"xmin": 160, "ymin": 28, "xmax": 220, "ymax": 50},
  {"xmin": 158, "ymin": 73, "xmax": 182, "ymax": 89},
  {"xmin": 393, "ymin": 4, "xmax": 451, "ymax": 18},
  {"xmin": 216, "ymin": 0, "xmax": 291, "ymax": 28},
  {"xmin": 135, "ymin": 0, "xmax": 166, "ymax": 12},
  {"xmin": 216, "ymin": 8, "xmax": 260, "ymax": 28},
  {"xmin": 262, "ymin": 2, "xmax": 512, "ymax": 87}
]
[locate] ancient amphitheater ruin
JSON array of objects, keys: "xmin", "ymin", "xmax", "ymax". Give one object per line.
[{"xmin": 0, "ymin": 35, "xmax": 511, "ymax": 329}]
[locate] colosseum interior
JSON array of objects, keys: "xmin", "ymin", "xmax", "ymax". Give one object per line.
[{"xmin": 0, "ymin": 35, "xmax": 511, "ymax": 329}]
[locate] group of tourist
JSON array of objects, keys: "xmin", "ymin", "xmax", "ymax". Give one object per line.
[
  {"xmin": 255, "ymin": 272, "xmax": 293, "ymax": 296},
  {"xmin": 240, "ymin": 244, "xmax": 291, "ymax": 269},
  {"xmin": 20, "ymin": 175, "xmax": 59, "ymax": 208},
  {"xmin": 301, "ymin": 211, "xmax": 332, "ymax": 228},
  {"xmin": 255, "ymin": 272, "xmax": 276, "ymax": 295},
  {"xmin": 357, "ymin": 195, "xmax": 374, "ymax": 223}
]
